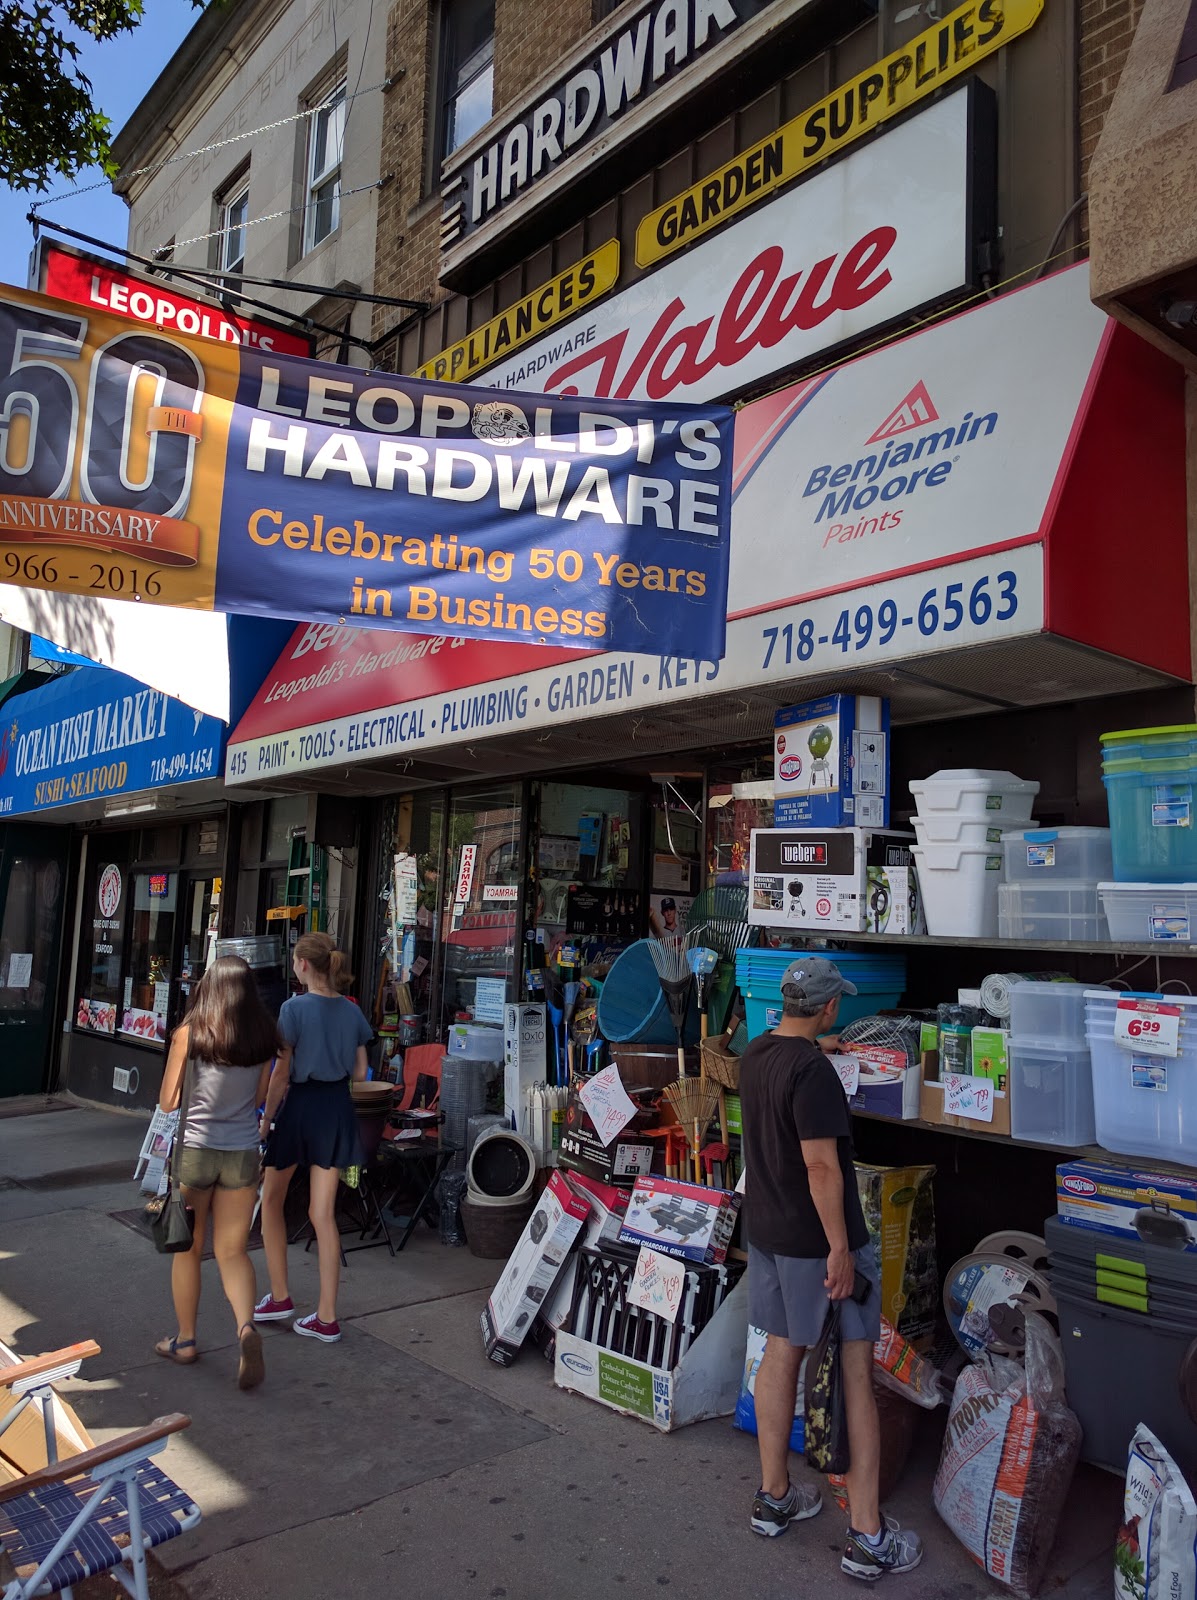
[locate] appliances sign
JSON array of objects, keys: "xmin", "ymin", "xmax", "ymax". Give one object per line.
[{"xmin": 470, "ymin": 89, "xmax": 987, "ymax": 404}]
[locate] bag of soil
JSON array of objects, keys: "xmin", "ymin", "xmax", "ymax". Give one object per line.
[
  {"xmin": 933, "ymin": 1315, "xmax": 1081, "ymax": 1598},
  {"xmin": 805, "ymin": 1302, "xmax": 850, "ymax": 1475},
  {"xmin": 1116, "ymin": 1424, "xmax": 1197, "ymax": 1600}
]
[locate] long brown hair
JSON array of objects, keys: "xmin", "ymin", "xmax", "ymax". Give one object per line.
[
  {"xmin": 294, "ymin": 931, "xmax": 354, "ymax": 995},
  {"xmin": 183, "ymin": 955, "xmax": 281, "ymax": 1066}
]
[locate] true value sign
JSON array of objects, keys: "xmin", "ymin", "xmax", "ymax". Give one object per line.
[{"xmin": 470, "ymin": 89, "xmax": 988, "ymax": 404}]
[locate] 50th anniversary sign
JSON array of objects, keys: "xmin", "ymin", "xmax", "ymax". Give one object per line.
[{"xmin": 0, "ymin": 284, "xmax": 733, "ymax": 659}]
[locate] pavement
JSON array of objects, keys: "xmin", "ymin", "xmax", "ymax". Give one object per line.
[{"xmin": 0, "ymin": 1097, "xmax": 1122, "ymax": 1600}]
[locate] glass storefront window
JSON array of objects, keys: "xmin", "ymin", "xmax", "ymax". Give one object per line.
[
  {"xmin": 76, "ymin": 855, "xmax": 129, "ymax": 1034},
  {"xmin": 440, "ymin": 783, "xmax": 522, "ymax": 1034},
  {"xmin": 530, "ymin": 781, "xmax": 645, "ymax": 957},
  {"xmin": 0, "ymin": 856, "xmax": 63, "ymax": 1014},
  {"xmin": 119, "ymin": 872, "xmax": 177, "ymax": 1044},
  {"xmin": 177, "ymin": 877, "xmax": 219, "ymax": 1016}
]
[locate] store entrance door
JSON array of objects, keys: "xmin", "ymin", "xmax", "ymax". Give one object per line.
[{"xmin": 0, "ymin": 824, "xmax": 70, "ymax": 1097}]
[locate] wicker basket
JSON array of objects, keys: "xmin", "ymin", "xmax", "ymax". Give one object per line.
[{"xmin": 700, "ymin": 1032, "xmax": 740, "ymax": 1091}]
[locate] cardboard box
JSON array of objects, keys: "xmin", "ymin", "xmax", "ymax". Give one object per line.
[
  {"xmin": 748, "ymin": 827, "xmax": 920, "ymax": 933},
  {"xmin": 773, "ymin": 695, "xmax": 889, "ymax": 827},
  {"xmin": 1056, "ymin": 1159, "xmax": 1197, "ymax": 1250},
  {"xmin": 554, "ymin": 1274, "xmax": 749, "ymax": 1432},
  {"xmin": 481, "ymin": 1170, "xmax": 592, "ymax": 1366},
  {"xmin": 557, "ymin": 1087, "xmax": 657, "ymax": 1187},
  {"xmin": 919, "ymin": 1071, "xmax": 1012, "ymax": 1137},
  {"xmin": 618, "ymin": 1175, "xmax": 740, "ymax": 1265},
  {"xmin": 504, "ymin": 1003, "xmax": 547, "ymax": 1120},
  {"xmin": 533, "ymin": 1175, "xmax": 632, "ymax": 1359},
  {"xmin": 854, "ymin": 1162, "xmax": 938, "ymax": 1344},
  {"xmin": 847, "ymin": 1045, "xmax": 922, "ymax": 1121}
]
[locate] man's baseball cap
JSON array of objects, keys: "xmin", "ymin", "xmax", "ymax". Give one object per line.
[{"xmin": 780, "ymin": 956, "xmax": 857, "ymax": 1007}]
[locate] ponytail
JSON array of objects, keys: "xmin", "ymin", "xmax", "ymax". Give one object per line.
[{"xmin": 294, "ymin": 932, "xmax": 355, "ymax": 995}]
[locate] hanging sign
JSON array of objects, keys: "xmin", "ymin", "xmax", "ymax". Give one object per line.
[
  {"xmin": 0, "ymin": 283, "xmax": 733, "ymax": 660},
  {"xmin": 1114, "ymin": 999, "xmax": 1182, "ymax": 1058},
  {"xmin": 636, "ymin": 0, "xmax": 1041, "ymax": 267},
  {"xmin": 455, "ymin": 844, "xmax": 479, "ymax": 905}
]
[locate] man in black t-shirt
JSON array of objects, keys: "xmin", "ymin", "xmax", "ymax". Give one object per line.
[{"xmin": 739, "ymin": 957, "xmax": 923, "ymax": 1583}]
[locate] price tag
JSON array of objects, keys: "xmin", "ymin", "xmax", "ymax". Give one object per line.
[
  {"xmin": 1114, "ymin": 999, "xmax": 1181, "ymax": 1058},
  {"xmin": 829, "ymin": 1054, "xmax": 861, "ymax": 1097},
  {"xmin": 578, "ymin": 1063, "xmax": 637, "ymax": 1148},
  {"xmin": 628, "ymin": 1246, "xmax": 685, "ymax": 1323},
  {"xmin": 943, "ymin": 1073, "xmax": 995, "ymax": 1124}
]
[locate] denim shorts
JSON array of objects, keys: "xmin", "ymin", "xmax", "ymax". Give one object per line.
[
  {"xmin": 177, "ymin": 1145, "xmax": 261, "ymax": 1192},
  {"xmin": 748, "ymin": 1242, "xmax": 881, "ymax": 1349}
]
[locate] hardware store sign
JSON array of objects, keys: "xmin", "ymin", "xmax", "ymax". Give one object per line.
[
  {"xmin": 226, "ymin": 268, "xmax": 1106, "ymax": 784},
  {"xmin": 0, "ymin": 284, "xmax": 733, "ymax": 660},
  {"xmin": 472, "ymin": 90, "xmax": 977, "ymax": 403}
]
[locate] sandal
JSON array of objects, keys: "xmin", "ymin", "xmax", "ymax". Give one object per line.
[
  {"xmin": 237, "ymin": 1324, "xmax": 265, "ymax": 1391},
  {"xmin": 155, "ymin": 1336, "xmax": 198, "ymax": 1365}
]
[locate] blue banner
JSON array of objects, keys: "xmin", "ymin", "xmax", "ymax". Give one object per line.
[
  {"xmin": 218, "ymin": 353, "xmax": 733, "ymax": 660},
  {"xmin": 0, "ymin": 666, "xmax": 224, "ymax": 817}
]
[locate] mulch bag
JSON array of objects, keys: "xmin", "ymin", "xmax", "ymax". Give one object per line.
[
  {"xmin": 805, "ymin": 1302, "xmax": 850, "ymax": 1475},
  {"xmin": 933, "ymin": 1315, "xmax": 1081, "ymax": 1598},
  {"xmin": 1116, "ymin": 1424, "xmax": 1197, "ymax": 1600}
]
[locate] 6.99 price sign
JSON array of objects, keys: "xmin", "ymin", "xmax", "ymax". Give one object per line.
[
  {"xmin": 0, "ymin": 284, "xmax": 733, "ymax": 659},
  {"xmin": 1114, "ymin": 999, "xmax": 1182, "ymax": 1058}
]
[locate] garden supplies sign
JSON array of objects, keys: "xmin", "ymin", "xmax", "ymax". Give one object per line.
[{"xmin": 0, "ymin": 285, "xmax": 733, "ymax": 659}]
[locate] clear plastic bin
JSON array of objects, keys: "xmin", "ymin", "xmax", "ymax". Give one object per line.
[
  {"xmin": 1102, "ymin": 766, "xmax": 1197, "ymax": 882},
  {"xmin": 1085, "ymin": 991, "xmax": 1197, "ymax": 1164},
  {"xmin": 1001, "ymin": 827, "xmax": 1112, "ymax": 884},
  {"xmin": 997, "ymin": 881, "xmax": 1110, "ymax": 943},
  {"xmin": 1098, "ymin": 883, "xmax": 1197, "ymax": 944},
  {"xmin": 1007, "ymin": 979, "xmax": 1093, "ymax": 1043},
  {"xmin": 909, "ymin": 768, "xmax": 1039, "ymax": 820},
  {"xmin": 1008, "ymin": 1041, "xmax": 1096, "ymax": 1145}
]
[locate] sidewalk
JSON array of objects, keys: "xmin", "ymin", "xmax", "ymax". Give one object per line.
[{"xmin": 0, "ymin": 1099, "xmax": 1119, "ymax": 1600}]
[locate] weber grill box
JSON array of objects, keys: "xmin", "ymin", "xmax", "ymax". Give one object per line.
[{"xmin": 748, "ymin": 827, "xmax": 921, "ymax": 933}]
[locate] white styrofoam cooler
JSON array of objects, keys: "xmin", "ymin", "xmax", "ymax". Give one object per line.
[
  {"xmin": 911, "ymin": 842, "xmax": 1003, "ymax": 937},
  {"xmin": 909, "ymin": 769, "xmax": 1039, "ymax": 821}
]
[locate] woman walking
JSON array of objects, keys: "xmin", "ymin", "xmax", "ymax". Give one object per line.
[
  {"xmin": 155, "ymin": 955, "xmax": 280, "ymax": 1389},
  {"xmin": 254, "ymin": 933, "xmax": 371, "ymax": 1343}
]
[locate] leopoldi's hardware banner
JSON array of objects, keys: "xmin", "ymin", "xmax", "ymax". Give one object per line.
[{"xmin": 0, "ymin": 284, "xmax": 734, "ymax": 658}]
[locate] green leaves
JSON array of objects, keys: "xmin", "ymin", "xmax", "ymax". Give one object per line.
[{"xmin": 0, "ymin": 0, "xmax": 189, "ymax": 192}]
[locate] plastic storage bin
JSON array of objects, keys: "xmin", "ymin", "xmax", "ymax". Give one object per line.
[
  {"xmin": 1085, "ymin": 989, "xmax": 1197, "ymax": 1164},
  {"xmin": 1098, "ymin": 883, "xmax": 1197, "ymax": 944},
  {"xmin": 908, "ymin": 768, "xmax": 1039, "ymax": 821},
  {"xmin": 1007, "ymin": 1041, "xmax": 1096, "ymax": 1145},
  {"xmin": 1101, "ymin": 724, "xmax": 1197, "ymax": 882},
  {"xmin": 1000, "ymin": 827, "xmax": 1112, "ymax": 884},
  {"xmin": 1007, "ymin": 980, "xmax": 1091, "ymax": 1041},
  {"xmin": 911, "ymin": 843, "xmax": 1003, "ymax": 937},
  {"xmin": 998, "ymin": 882, "xmax": 1110, "ymax": 942},
  {"xmin": 734, "ymin": 948, "xmax": 906, "ymax": 1039}
]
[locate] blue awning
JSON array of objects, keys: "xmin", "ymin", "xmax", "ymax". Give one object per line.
[
  {"xmin": 28, "ymin": 636, "xmax": 98, "ymax": 667},
  {"xmin": 0, "ymin": 666, "xmax": 225, "ymax": 819}
]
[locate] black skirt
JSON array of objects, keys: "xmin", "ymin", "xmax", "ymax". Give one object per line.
[{"xmin": 264, "ymin": 1079, "xmax": 363, "ymax": 1171}]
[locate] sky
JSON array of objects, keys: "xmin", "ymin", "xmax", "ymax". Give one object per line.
[{"xmin": 0, "ymin": 0, "xmax": 202, "ymax": 291}]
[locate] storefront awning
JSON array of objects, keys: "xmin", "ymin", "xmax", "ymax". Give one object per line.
[
  {"xmin": 0, "ymin": 665, "xmax": 229, "ymax": 822},
  {"xmin": 227, "ymin": 263, "xmax": 1190, "ymax": 794}
]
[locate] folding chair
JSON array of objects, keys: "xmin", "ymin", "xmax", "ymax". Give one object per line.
[
  {"xmin": 0, "ymin": 1345, "xmax": 98, "ymax": 1477},
  {"xmin": 0, "ymin": 1412, "xmax": 200, "ymax": 1600}
]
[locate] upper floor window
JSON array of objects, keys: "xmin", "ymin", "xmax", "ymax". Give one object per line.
[
  {"xmin": 592, "ymin": 0, "xmax": 626, "ymax": 19},
  {"xmin": 441, "ymin": 0, "xmax": 494, "ymax": 163},
  {"xmin": 305, "ymin": 80, "xmax": 346, "ymax": 253},
  {"xmin": 219, "ymin": 184, "xmax": 248, "ymax": 275}
]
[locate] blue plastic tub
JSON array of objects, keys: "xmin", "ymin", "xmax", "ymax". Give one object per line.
[
  {"xmin": 1103, "ymin": 766, "xmax": 1197, "ymax": 882},
  {"xmin": 734, "ymin": 949, "xmax": 906, "ymax": 1040},
  {"xmin": 597, "ymin": 940, "xmax": 701, "ymax": 1044}
]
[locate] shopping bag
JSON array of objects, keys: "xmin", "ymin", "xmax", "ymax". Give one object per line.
[{"xmin": 804, "ymin": 1301, "xmax": 851, "ymax": 1474}]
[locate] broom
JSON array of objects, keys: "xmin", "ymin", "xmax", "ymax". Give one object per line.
[
  {"xmin": 648, "ymin": 933, "xmax": 693, "ymax": 1078},
  {"xmin": 663, "ymin": 1076, "xmax": 721, "ymax": 1186}
]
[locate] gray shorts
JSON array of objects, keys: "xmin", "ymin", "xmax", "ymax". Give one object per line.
[{"xmin": 748, "ymin": 1242, "xmax": 881, "ymax": 1349}]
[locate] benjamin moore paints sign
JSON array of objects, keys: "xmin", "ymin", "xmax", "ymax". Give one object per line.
[
  {"xmin": 470, "ymin": 91, "xmax": 981, "ymax": 403},
  {"xmin": 0, "ymin": 666, "xmax": 224, "ymax": 816},
  {"xmin": 227, "ymin": 269, "xmax": 1111, "ymax": 784},
  {"xmin": 0, "ymin": 284, "xmax": 733, "ymax": 660}
]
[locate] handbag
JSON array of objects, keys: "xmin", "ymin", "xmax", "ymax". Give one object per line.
[
  {"xmin": 145, "ymin": 1056, "xmax": 196, "ymax": 1255},
  {"xmin": 804, "ymin": 1300, "xmax": 851, "ymax": 1475}
]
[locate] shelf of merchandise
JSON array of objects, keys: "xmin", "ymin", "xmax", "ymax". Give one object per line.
[{"xmin": 772, "ymin": 931, "xmax": 1197, "ymax": 957}]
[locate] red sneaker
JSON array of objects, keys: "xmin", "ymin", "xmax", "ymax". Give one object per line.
[
  {"xmin": 253, "ymin": 1294, "xmax": 294, "ymax": 1323},
  {"xmin": 293, "ymin": 1312, "xmax": 341, "ymax": 1343}
]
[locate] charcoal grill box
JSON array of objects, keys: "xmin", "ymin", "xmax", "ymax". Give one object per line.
[
  {"xmin": 772, "ymin": 695, "xmax": 890, "ymax": 828},
  {"xmin": 617, "ymin": 1175, "xmax": 740, "ymax": 1265},
  {"xmin": 1056, "ymin": 1158, "xmax": 1197, "ymax": 1250},
  {"xmin": 554, "ymin": 1273, "xmax": 749, "ymax": 1432},
  {"xmin": 557, "ymin": 1088, "xmax": 656, "ymax": 1187},
  {"xmin": 749, "ymin": 827, "xmax": 920, "ymax": 933}
]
